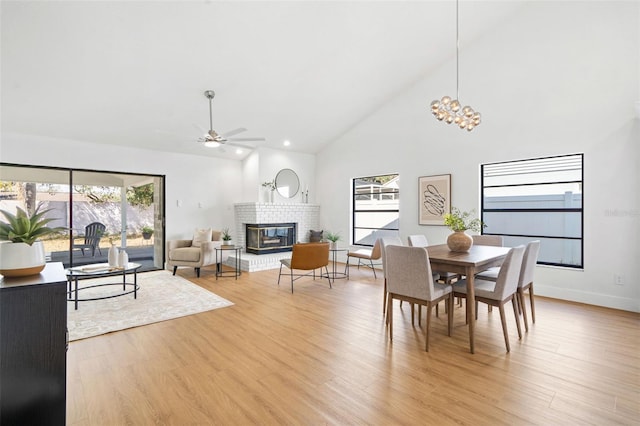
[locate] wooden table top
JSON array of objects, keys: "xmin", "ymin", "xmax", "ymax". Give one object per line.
[{"xmin": 426, "ymin": 244, "xmax": 511, "ymax": 267}]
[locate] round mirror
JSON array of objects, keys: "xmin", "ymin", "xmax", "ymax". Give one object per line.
[{"xmin": 274, "ymin": 168, "xmax": 300, "ymax": 198}]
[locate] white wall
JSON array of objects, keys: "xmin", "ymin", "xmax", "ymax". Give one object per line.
[
  {"xmin": 315, "ymin": 1, "xmax": 640, "ymax": 312},
  {"xmin": 0, "ymin": 133, "xmax": 244, "ymax": 242}
]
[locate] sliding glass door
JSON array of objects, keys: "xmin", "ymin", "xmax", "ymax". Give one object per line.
[{"xmin": 0, "ymin": 163, "xmax": 165, "ymax": 272}]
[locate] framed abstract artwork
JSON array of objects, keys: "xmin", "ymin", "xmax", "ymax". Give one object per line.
[{"xmin": 418, "ymin": 174, "xmax": 451, "ymax": 225}]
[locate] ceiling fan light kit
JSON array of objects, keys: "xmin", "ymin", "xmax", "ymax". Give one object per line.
[{"xmin": 430, "ymin": 0, "xmax": 481, "ymax": 132}]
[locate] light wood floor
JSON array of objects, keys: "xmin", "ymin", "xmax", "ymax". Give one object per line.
[{"xmin": 67, "ymin": 265, "xmax": 640, "ymax": 425}]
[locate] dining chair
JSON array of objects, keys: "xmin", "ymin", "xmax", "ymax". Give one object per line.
[
  {"xmin": 278, "ymin": 242, "xmax": 332, "ymax": 293},
  {"xmin": 345, "ymin": 238, "xmax": 382, "ymax": 279},
  {"xmin": 475, "ymin": 240, "xmax": 540, "ymax": 331},
  {"xmin": 407, "ymin": 234, "xmax": 457, "ymax": 284},
  {"xmin": 380, "ymin": 235, "xmax": 404, "ymax": 315},
  {"xmin": 472, "ymin": 235, "xmax": 504, "ymax": 247},
  {"xmin": 452, "ymin": 245, "xmax": 525, "ymax": 352},
  {"xmin": 385, "ymin": 245, "xmax": 453, "ymax": 351}
]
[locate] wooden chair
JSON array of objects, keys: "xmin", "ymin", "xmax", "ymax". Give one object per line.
[
  {"xmin": 73, "ymin": 222, "xmax": 105, "ymax": 257},
  {"xmin": 386, "ymin": 245, "xmax": 453, "ymax": 351},
  {"xmin": 278, "ymin": 242, "xmax": 331, "ymax": 293},
  {"xmin": 452, "ymin": 245, "xmax": 525, "ymax": 352},
  {"xmin": 472, "ymin": 234, "xmax": 504, "ymax": 247},
  {"xmin": 345, "ymin": 238, "xmax": 382, "ymax": 278}
]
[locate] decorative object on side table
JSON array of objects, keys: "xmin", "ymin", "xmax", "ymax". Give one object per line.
[
  {"xmin": 221, "ymin": 227, "xmax": 233, "ymax": 248},
  {"xmin": 325, "ymin": 231, "xmax": 341, "ymax": 250},
  {"xmin": 443, "ymin": 207, "xmax": 485, "ymax": 252},
  {"xmin": 0, "ymin": 203, "xmax": 65, "ymax": 277}
]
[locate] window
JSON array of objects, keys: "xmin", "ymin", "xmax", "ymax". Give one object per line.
[
  {"xmin": 351, "ymin": 174, "xmax": 399, "ymax": 246},
  {"xmin": 0, "ymin": 163, "xmax": 165, "ymax": 272},
  {"xmin": 481, "ymin": 154, "xmax": 583, "ymax": 268}
]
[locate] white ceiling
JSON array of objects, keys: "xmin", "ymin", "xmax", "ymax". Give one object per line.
[{"xmin": 1, "ymin": 1, "xmax": 522, "ymax": 160}]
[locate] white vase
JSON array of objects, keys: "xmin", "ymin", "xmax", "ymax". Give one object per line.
[
  {"xmin": 118, "ymin": 249, "xmax": 129, "ymax": 268},
  {"xmin": 108, "ymin": 244, "xmax": 118, "ymax": 267},
  {"xmin": 0, "ymin": 241, "xmax": 46, "ymax": 277}
]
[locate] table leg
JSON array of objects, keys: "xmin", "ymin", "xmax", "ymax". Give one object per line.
[
  {"xmin": 134, "ymin": 270, "xmax": 137, "ymax": 299},
  {"xmin": 466, "ymin": 267, "xmax": 476, "ymax": 354},
  {"xmin": 122, "ymin": 270, "xmax": 126, "ymax": 291}
]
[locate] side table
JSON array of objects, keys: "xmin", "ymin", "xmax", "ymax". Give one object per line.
[
  {"xmin": 325, "ymin": 247, "xmax": 348, "ymax": 280},
  {"xmin": 216, "ymin": 246, "xmax": 242, "ymax": 279}
]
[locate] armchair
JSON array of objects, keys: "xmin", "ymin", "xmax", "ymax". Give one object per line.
[{"xmin": 166, "ymin": 229, "xmax": 223, "ymax": 278}]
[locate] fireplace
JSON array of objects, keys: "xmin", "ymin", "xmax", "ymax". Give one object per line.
[{"xmin": 245, "ymin": 223, "xmax": 297, "ymax": 255}]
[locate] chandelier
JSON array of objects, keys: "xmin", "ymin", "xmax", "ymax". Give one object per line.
[{"xmin": 430, "ymin": 0, "xmax": 481, "ymax": 131}]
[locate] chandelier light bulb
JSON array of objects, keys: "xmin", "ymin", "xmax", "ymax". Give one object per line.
[{"xmin": 441, "ymin": 96, "xmax": 452, "ymax": 105}]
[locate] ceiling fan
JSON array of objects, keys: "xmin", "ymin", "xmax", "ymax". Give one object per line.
[{"xmin": 197, "ymin": 90, "xmax": 265, "ymax": 150}]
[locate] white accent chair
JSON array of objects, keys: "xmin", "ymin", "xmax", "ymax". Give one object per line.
[{"xmin": 166, "ymin": 229, "xmax": 223, "ymax": 278}]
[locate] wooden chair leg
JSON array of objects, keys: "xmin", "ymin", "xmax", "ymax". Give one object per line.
[
  {"xmin": 447, "ymin": 294, "xmax": 453, "ymax": 337},
  {"xmin": 498, "ymin": 303, "xmax": 510, "ymax": 352},
  {"xmin": 518, "ymin": 288, "xmax": 529, "ymax": 332},
  {"xmin": 511, "ymin": 297, "xmax": 522, "ymax": 339},
  {"xmin": 425, "ymin": 303, "xmax": 433, "ymax": 352},
  {"xmin": 529, "ymin": 285, "xmax": 536, "ymax": 323},
  {"xmin": 388, "ymin": 295, "xmax": 394, "ymax": 341},
  {"xmin": 411, "ymin": 303, "xmax": 415, "ymax": 326},
  {"xmin": 383, "ymin": 278, "xmax": 387, "ymax": 314}
]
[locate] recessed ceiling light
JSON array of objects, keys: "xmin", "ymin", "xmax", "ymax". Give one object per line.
[
  {"xmin": 235, "ymin": 148, "xmax": 243, "ymax": 155},
  {"xmin": 283, "ymin": 140, "xmax": 291, "ymax": 147}
]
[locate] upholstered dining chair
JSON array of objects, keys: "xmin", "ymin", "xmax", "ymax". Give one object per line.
[
  {"xmin": 73, "ymin": 222, "xmax": 106, "ymax": 257},
  {"xmin": 345, "ymin": 238, "xmax": 382, "ymax": 279},
  {"xmin": 452, "ymin": 245, "xmax": 526, "ymax": 352},
  {"xmin": 380, "ymin": 235, "xmax": 404, "ymax": 315},
  {"xmin": 407, "ymin": 234, "xmax": 457, "ymax": 284},
  {"xmin": 278, "ymin": 242, "xmax": 331, "ymax": 293},
  {"xmin": 472, "ymin": 234, "xmax": 504, "ymax": 247},
  {"xmin": 385, "ymin": 245, "xmax": 453, "ymax": 351}
]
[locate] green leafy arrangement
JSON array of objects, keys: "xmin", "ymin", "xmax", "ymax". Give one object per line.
[
  {"xmin": 141, "ymin": 225, "xmax": 154, "ymax": 234},
  {"xmin": 443, "ymin": 207, "xmax": 485, "ymax": 233},
  {"xmin": 0, "ymin": 203, "xmax": 66, "ymax": 245},
  {"xmin": 262, "ymin": 180, "xmax": 276, "ymax": 191},
  {"xmin": 325, "ymin": 231, "xmax": 341, "ymax": 242},
  {"xmin": 222, "ymin": 227, "xmax": 232, "ymax": 241}
]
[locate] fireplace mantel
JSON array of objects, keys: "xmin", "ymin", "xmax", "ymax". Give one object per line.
[{"xmin": 233, "ymin": 203, "xmax": 320, "ymax": 251}]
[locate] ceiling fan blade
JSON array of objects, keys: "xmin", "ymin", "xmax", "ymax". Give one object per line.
[
  {"xmin": 227, "ymin": 142, "xmax": 257, "ymax": 149},
  {"xmin": 228, "ymin": 137, "xmax": 266, "ymax": 142},
  {"xmin": 221, "ymin": 128, "xmax": 247, "ymax": 138}
]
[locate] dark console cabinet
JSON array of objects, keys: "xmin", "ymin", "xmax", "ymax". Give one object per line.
[{"xmin": 0, "ymin": 262, "xmax": 67, "ymax": 426}]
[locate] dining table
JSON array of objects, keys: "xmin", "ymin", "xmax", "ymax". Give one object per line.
[{"xmin": 426, "ymin": 244, "xmax": 511, "ymax": 354}]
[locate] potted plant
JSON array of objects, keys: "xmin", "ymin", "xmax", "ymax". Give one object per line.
[
  {"xmin": 0, "ymin": 203, "xmax": 66, "ymax": 276},
  {"xmin": 221, "ymin": 227, "xmax": 233, "ymax": 247},
  {"xmin": 325, "ymin": 231, "xmax": 341, "ymax": 250},
  {"xmin": 141, "ymin": 225, "xmax": 154, "ymax": 240},
  {"xmin": 442, "ymin": 207, "xmax": 485, "ymax": 252}
]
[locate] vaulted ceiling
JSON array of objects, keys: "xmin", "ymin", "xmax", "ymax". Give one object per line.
[{"xmin": 1, "ymin": 1, "xmax": 521, "ymax": 159}]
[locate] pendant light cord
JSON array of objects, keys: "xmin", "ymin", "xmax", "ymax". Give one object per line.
[{"xmin": 456, "ymin": 0, "xmax": 459, "ymax": 101}]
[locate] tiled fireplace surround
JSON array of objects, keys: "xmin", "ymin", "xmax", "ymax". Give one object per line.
[{"xmin": 230, "ymin": 202, "xmax": 320, "ymax": 272}]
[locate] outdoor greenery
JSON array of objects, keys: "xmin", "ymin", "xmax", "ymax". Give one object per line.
[
  {"xmin": 141, "ymin": 225, "xmax": 154, "ymax": 235},
  {"xmin": 0, "ymin": 203, "xmax": 66, "ymax": 245},
  {"xmin": 443, "ymin": 207, "xmax": 485, "ymax": 233}
]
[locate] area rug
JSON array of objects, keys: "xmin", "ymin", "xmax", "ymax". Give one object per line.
[{"xmin": 67, "ymin": 270, "xmax": 233, "ymax": 341}]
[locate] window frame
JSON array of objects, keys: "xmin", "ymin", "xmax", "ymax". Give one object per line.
[
  {"xmin": 351, "ymin": 174, "xmax": 400, "ymax": 247},
  {"xmin": 480, "ymin": 153, "xmax": 584, "ymax": 269}
]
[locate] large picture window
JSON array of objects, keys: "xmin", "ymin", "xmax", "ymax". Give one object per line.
[
  {"xmin": 481, "ymin": 154, "xmax": 583, "ymax": 268},
  {"xmin": 351, "ymin": 174, "xmax": 399, "ymax": 246}
]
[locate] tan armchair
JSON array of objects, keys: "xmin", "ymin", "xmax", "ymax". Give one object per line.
[
  {"xmin": 166, "ymin": 229, "xmax": 223, "ymax": 278},
  {"xmin": 278, "ymin": 242, "xmax": 331, "ymax": 293}
]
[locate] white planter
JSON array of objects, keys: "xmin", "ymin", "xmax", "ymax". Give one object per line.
[{"xmin": 0, "ymin": 241, "xmax": 46, "ymax": 277}]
